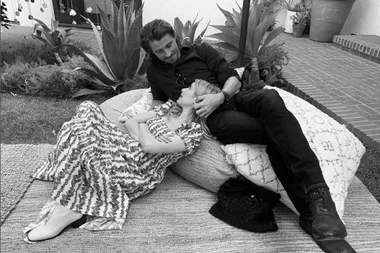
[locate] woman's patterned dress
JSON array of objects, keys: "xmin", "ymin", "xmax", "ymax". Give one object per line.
[{"xmin": 23, "ymin": 100, "xmax": 202, "ymax": 235}]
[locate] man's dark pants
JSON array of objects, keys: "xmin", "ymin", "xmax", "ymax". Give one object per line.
[{"xmin": 206, "ymin": 88, "xmax": 329, "ymax": 217}]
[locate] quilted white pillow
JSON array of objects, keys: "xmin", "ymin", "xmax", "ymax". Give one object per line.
[{"xmin": 221, "ymin": 86, "xmax": 366, "ymax": 218}]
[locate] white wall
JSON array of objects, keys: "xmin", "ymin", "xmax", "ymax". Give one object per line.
[
  {"xmin": 4, "ymin": 0, "xmax": 379, "ymax": 36},
  {"xmin": 340, "ymin": 0, "xmax": 380, "ymax": 36},
  {"xmin": 142, "ymin": 0, "xmax": 244, "ymax": 37},
  {"xmin": 3, "ymin": 0, "xmax": 54, "ymax": 28}
]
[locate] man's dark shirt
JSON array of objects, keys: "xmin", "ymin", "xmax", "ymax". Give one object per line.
[{"xmin": 146, "ymin": 42, "xmax": 240, "ymax": 102}]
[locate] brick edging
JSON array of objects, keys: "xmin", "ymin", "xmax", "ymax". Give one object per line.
[{"xmin": 332, "ymin": 35, "xmax": 380, "ymax": 65}]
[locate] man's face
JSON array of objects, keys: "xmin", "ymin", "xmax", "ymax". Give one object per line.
[{"xmin": 149, "ymin": 34, "xmax": 181, "ymax": 65}]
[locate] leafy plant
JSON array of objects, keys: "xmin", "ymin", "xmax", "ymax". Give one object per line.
[
  {"xmin": 57, "ymin": 0, "xmax": 145, "ymax": 97},
  {"xmin": 208, "ymin": 0, "xmax": 284, "ymax": 88},
  {"xmin": 258, "ymin": 43, "xmax": 288, "ymax": 86},
  {"xmin": 290, "ymin": 8, "xmax": 311, "ymax": 26},
  {"xmin": 173, "ymin": 14, "xmax": 210, "ymax": 46},
  {"xmin": 1, "ymin": 2, "xmax": 10, "ymax": 29},
  {"xmin": 0, "ymin": 39, "xmax": 97, "ymax": 67},
  {"xmin": 29, "ymin": 16, "xmax": 72, "ymax": 65},
  {"xmin": 279, "ymin": 0, "xmax": 308, "ymax": 11}
]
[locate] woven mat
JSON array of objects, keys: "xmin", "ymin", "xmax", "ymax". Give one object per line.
[
  {"xmin": 0, "ymin": 144, "xmax": 53, "ymax": 224},
  {"xmin": 1, "ymin": 165, "xmax": 380, "ymax": 252}
]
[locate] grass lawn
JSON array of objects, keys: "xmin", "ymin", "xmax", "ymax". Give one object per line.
[
  {"xmin": 1, "ymin": 92, "xmax": 380, "ymax": 204},
  {"xmin": 0, "ymin": 93, "xmax": 112, "ymax": 144}
]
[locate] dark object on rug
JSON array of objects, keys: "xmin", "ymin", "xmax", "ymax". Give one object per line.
[{"xmin": 209, "ymin": 176, "xmax": 281, "ymax": 233}]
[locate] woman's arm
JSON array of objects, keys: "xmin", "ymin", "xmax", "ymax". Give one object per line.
[
  {"xmin": 124, "ymin": 110, "xmax": 157, "ymax": 140},
  {"xmin": 138, "ymin": 123, "xmax": 187, "ymax": 154}
]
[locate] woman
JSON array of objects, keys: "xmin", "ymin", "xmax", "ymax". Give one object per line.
[{"xmin": 24, "ymin": 79, "xmax": 220, "ymax": 243}]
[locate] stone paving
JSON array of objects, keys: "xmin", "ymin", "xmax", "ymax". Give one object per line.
[
  {"xmin": 275, "ymin": 33, "xmax": 380, "ymax": 148},
  {"xmin": 1, "ymin": 25, "xmax": 380, "ymax": 148}
]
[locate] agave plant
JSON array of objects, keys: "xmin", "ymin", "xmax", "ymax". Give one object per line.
[
  {"xmin": 173, "ymin": 14, "xmax": 210, "ymax": 46},
  {"xmin": 29, "ymin": 16, "xmax": 72, "ymax": 65},
  {"xmin": 57, "ymin": 0, "xmax": 145, "ymax": 97},
  {"xmin": 208, "ymin": 0, "xmax": 284, "ymax": 88}
]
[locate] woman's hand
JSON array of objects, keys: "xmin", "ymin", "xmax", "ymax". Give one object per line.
[{"xmin": 193, "ymin": 93, "xmax": 224, "ymax": 118}]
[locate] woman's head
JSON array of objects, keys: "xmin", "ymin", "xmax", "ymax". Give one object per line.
[
  {"xmin": 176, "ymin": 79, "xmax": 220, "ymax": 139},
  {"xmin": 177, "ymin": 79, "xmax": 220, "ymax": 107}
]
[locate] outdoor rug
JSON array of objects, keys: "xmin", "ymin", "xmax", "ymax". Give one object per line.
[
  {"xmin": 0, "ymin": 144, "xmax": 53, "ymax": 224},
  {"xmin": 1, "ymin": 145, "xmax": 380, "ymax": 253}
]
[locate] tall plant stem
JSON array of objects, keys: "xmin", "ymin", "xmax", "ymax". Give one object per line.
[
  {"xmin": 54, "ymin": 52, "xmax": 63, "ymax": 65},
  {"xmin": 248, "ymin": 56, "xmax": 260, "ymax": 85}
]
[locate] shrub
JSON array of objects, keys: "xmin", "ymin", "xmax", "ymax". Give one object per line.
[
  {"xmin": 0, "ymin": 56, "xmax": 91, "ymax": 98},
  {"xmin": 258, "ymin": 42, "xmax": 289, "ymax": 81},
  {"xmin": 1, "ymin": 40, "xmax": 98, "ymax": 67}
]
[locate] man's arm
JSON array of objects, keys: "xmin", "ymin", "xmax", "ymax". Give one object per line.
[{"xmin": 193, "ymin": 42, "xmax": 241, "ymax": 117}]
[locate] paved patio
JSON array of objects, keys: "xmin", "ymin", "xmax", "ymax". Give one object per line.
[
  {"xmin": 1, "ymin": 25, "xmax": 380, "ymax": 148},
  {"xmin": 276, "ymin": 33, "xmax": 380, "ymax": 148}
]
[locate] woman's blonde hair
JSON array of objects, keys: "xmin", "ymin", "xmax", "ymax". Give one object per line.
[{"xmin": 170, "ymin": 79, "xmax": 221, "ymax": 139}]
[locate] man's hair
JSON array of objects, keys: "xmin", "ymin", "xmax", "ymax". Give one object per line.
[{"xmin": 140, "ymin": 19, "xmax": 181, "ymax": 57}]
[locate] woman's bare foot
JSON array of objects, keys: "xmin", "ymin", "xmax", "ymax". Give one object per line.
[{"xmin": 27, "ymin": 202, "xmax": 82, "ymax": 242}]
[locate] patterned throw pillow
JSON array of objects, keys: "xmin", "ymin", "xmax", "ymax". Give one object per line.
[{"xmin": 221, "ymin": 87, "xmax": 366, "ymax": 218}]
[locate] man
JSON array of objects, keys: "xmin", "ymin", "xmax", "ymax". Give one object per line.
[{"xmin": 140, "ymin": 19, "xmax": 355, "ymax": 253}]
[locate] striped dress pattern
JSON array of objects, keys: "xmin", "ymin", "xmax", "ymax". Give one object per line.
[{"xmin": 23, "ymin": 100, "xmax": 203, "ymax": 233}]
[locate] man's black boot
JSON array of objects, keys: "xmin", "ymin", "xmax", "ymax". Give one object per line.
[{"xmin": 299, "ymin": 187, "xmax": 356, "ymax": 253}]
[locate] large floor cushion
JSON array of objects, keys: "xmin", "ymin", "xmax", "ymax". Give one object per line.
[
  {"xmin": 100, "ymin": 89, "xmax": 239, "ymax": 193},
  {"xmin": 221, "ymin": 87, "xmax": 366, "ymax": 218}
]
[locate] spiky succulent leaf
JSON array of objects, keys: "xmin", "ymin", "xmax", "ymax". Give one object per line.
[
  {"xmin": 101, "ymin": 26, "xmax": 125, "ymax": 80},
  {"xmin": 116, "ymin": 1, "xmax": 126, "ymax": 56},
  {"xmin": 125, "ymin": 9, "xmax": 143, "ymax": 78},
  {"xmin": 30, "ymin": 17, "xmax": 55, "ymax": 46},
  {"xmin": 187, "ymin": 19, "xmax": 202, "ymax": 43},
  {"xmin": 207, "ymin": 33, "xmax": 240, "ymax": 49},
  {"xmin": 258, "ymin": 26, "xmax": 284, "ymax": 55},
  {"xmin": 216, "ymin": 3, "xmax": 240, "ymax": 30},
  {"xmin": 73, "ymin": 67, "xmax": 116, "ymax": 88},
  {"xmin": 133, "ymin": 48, "xmax": 147, "ymax": 80},
  {"xmin": 33, "ymin": 34, "xmax": 49, "ymax": 45},
  {"xmin": 80, "ymin": 14, "xmax": 115, "ymax": 80},
  {"xmin": 194, "ymin": 20, "xmax": 210, "ymax": 44},
  {"xmin": 97, "ymin": 4, "xmax": 112, "ymax": 31},
  {"xmin": 210, "ymin": 25, "xmax": 236, "ymax": 37},
  {"xmin": 57, "ymin": 43, "xmax": 116, "ymax": 84},
  {"xmin": 124, "ymin": 0, "xmax": 135, "ymax": 31},
  {"xmin": 174, "ymin": 17, "xmax": 184, "ymax": 40},
  {"xmin": 72, "ymin": 88, "xmax": 109, "ymax": 98},
  {"xmin": 109, "ymin": 0, "xmax": 119, "ymax": 35}
]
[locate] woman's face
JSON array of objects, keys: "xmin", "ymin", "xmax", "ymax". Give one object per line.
[{"xmin": 177, "ymin": 82, "xmax": 196, "ymax": 107}]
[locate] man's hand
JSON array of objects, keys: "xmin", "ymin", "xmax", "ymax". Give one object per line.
[{"xmin": 193, "ymin": 93, "xmax": 224, "ymax": 118}]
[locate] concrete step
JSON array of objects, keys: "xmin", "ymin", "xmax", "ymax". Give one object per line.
[{"xmin": 332, "ymin": 35, "xmax": 380, "ymax": 64}]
